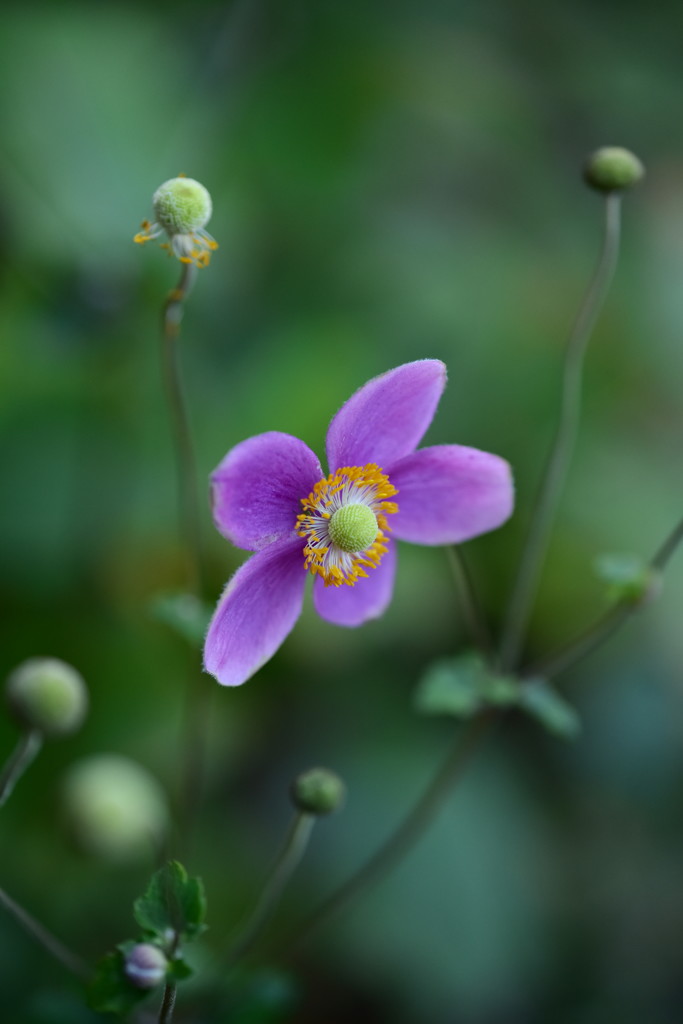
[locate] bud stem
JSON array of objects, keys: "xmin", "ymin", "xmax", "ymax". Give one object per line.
[
  {"xmin": 522, "ymin": 512, "xmax": 683, "ymax": 682},
  {"xmin": 275, "ymin": 714, "xmax": 495, "ymax": 958},
  {"xmin": 0, "ymin": 729, "xmax": 42, "ymax": 808},
  {"xmin": 161, "ymin": 262, "xmax": 203, "ymax": 598},
  {"xmin": 158, "ymin": 979, "xmax": 177, "ymax": 1024},
  {"xmin": 0, "ymin": 884, "xmax": 89, "ymax": 980},
  {"xmin": 226, "ymin": 811, "xmax": 316, "ymax": 964},
  {"xmin": 499, "ymin": 193, "xmax": 623, "ymax": 671}
]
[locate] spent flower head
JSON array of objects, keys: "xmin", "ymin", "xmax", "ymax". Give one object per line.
[
  {"xmin": 204, "ymin": 360, "xmax": 515, "ymax": 686},
  {"xmin": 134, "ymin": 175, "xmax": 217, "ymax": 267}
]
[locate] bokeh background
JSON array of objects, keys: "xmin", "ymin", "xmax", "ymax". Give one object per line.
[{"xmin": 2, "ymin": 1, "xmax": 683, "ymax": 1021}]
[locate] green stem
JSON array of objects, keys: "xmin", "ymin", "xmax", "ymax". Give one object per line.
[
  {"xmin": 500, "ymin": 193, "xmax": 623, "ymax": 671},
  {"xmin": 522, "ymin": 512, "xmax": 683, "ymax": 682},
  {"xmin": 0, "ymin": 885, "xmax": 89, "ymax": 980},
  {"xmin": 275, "ymin": 714, "xmax": 495, "ymax": 959},
  {"xmin": 161, "ymin": 262, "xmax": 203, "ymax": 598},
  {"xmin": 158, "ymin": 980, "xmax": 177, "ymax": 1024},
  {"xmin": 227, "ymin": 812, "xmax": 316, "ymax": 964},
  {"xmin": 0, "ymin": 730, "xmax": 42, "ymax": 808},
  {"xmin": 446, "ymin": 546, "xmax": 493, "ymax": 657}
]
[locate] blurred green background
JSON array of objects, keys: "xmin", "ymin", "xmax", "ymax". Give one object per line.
[{"xmin": 2, "ymin": 1, "xmax": 683, "ymax": 1021}]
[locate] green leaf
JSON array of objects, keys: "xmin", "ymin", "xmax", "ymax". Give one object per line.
[
  {"xmin": 133, "ymin": 861, "xmax": 207, "ymax": 942},
  {"xmin": 149, "ymin": 591, "xmax": 213, "ymax": 647},
  {"xmin": 87, "ymin": 951, "xmax": 149, "ymax": 1016},
  {"xmin": 594, "ymin": 553, "xmax": 660, "ymax": 605},
  {"xmin": 414, "ymin": 652, "xmax": 519, "ymax": 718},
  {"xmin": 518, "ymin": 679, "xmax": 581, "ymax": 740},
  {"xmin": 167, "ymin": 956, "xmax": 194, "ymax": 981}
]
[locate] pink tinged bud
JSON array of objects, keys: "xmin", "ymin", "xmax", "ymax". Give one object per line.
[{"xmin": 124, "ymin": 943, "xmax": 168, "ymax": 989}]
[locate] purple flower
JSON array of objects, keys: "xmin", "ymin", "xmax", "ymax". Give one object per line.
[{"xmin": 204, "ymin": 360, "xmax": 514, "ymax": 686}]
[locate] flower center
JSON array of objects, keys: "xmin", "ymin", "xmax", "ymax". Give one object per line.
[
  {"xmin": 296, "ymin": 465, "xmax": 398, "ymax": 587},
  {"xmin": 328, "ymin": 503, "xmax": 379, "ymax": 553}
]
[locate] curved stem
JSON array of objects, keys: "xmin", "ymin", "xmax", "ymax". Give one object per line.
[
  {"xmin": 0, "ymin": 885, "xmax": 89, "ymax": 980},
  {"xmin": 275, "ymin": 714, "xmax": 496, "ymax": 959},
  {"xmin": 158, "ymin": 980, "xmax": 177, "ymax": 1024},
  {"xmin": 523, "ymin": 512, "xmax": 683, "ymax": 682},
  {"xmin": 500, "ymin": 194, "xmax": 623, "ymax": 671},
  {"xmin": 0, "ymin": 730, "xmax": 42, "ymax": 808},
  {"xmin": 161, "ymin": 262, "xmax": 203, "ymax": 598},
  {"xmin": 227, "ymin": 812, "xmax": 316, "ymax": 965},
  {"xmin": 446, "ymin": 546, "xmax": 493, "ymax": 658}
]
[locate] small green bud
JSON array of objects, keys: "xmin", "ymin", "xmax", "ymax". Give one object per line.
[
  {"xmin": 124, "ymin": 943, "xmax": 169, "ymax": 989},
  {"xmin": 584, "ymin": 147, "xmax": 644, "ymax": 193},
  {"xmin": 291, "ymin": 767, "xmax": 346, "ymax": 816},
  {"xmin": 62, "ymin": 755, "xmax": 169, "ymax": 861},
  {"xmin": 6, "ymin": 658, "xmax": 88, "ymax": 737}
]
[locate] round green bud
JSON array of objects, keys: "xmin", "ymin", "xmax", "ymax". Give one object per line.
[
  {"xmin": 291, "ymin": 767, "xmax": 346, "ymax": 816},
  {"xmin": 124, "ymin": 943, "xmax": 169, "ymax": 989},
  {"xmin": 62, "ymin": 754, "xmax": 169, "ymax": 861},
  {"xmin": 584, "ymin": 147, "xmax": 644, "ymax": 193},
  {"xmin": 328, "ymin": 503, "xmax": 378, "ymax": 553},
  {"xmin": 152, "ymin": 177, "xmax": 212, "ymax": 235},
  {"xmin": 6, "ymin": 658, "xmax": 88, "ymax": 738}
]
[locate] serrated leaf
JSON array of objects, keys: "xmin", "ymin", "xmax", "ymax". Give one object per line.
[
  {"xmin": 87, "ymin": 951, "xmax": 149, "ymax": 1016},
  {"xmin": 518, "ymin": 679, "xmax": 581, "ymax": 740},
  {"xmin": 149, "ymin": 591, "xmax": 213, "ymax": 647},
  {"xmin": 414, "ymin": 652, "xmax": 519, "ymax": 718},
  {"xmin": 133, "ymin": 861, "xmax": 207, "ymax": 942},
  {"xmin": 168, "ymin": 957, "xmax": 194, "ymax": 981}
]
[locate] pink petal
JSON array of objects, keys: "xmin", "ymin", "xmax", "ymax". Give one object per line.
[
  {"xmin": 388, "ymin": 445, "xmax": 514, "ymax": 545},
  {"xmin": 313, "ymin": 541, "xmax": 397, "ymax": 627},
  {"xmin": 211, "ymin": 432, "xmax": 322, "ymax": 551},
  {"xmin": 204, "ymin": 537, "xmax": 306, "ymax": 686},
  {"xmin": 326, "ymin": 361, "xmax": 447, "ymax": 473}
]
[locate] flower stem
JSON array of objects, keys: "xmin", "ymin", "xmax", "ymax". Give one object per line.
[
  {"xmin": 500, "ymin": 193, "xmax": 623, "ymax": 671},
  {"xmin": 0, "ymin": 885, "xmax": 89, "ymax": 980},
  {"xmin": 161, "ymin": 262, "xmax": 203, "ymax": 598},
  {"xmin": 275, "ymin": 714, "xmax": 496, "ymax": 959},
  {"xmin": 158, "ymin": 980, "xmax": 177, "ymax": 1024},
  {"xmin": 227, "ymin": 812, "xmax": 316, "ymax": 965},
  {"xmin": 446, "ymin": 545, "xmax": 493, "ymax": 657},
  {"xmin": 0, "ymin": 730, "xmax": 42, "ymax": 808},
  {"xmin": 522, "ymin": 512, "xmax": 683, "ymax": 682}
]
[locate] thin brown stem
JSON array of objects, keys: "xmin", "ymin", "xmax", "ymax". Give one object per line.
[
  {"xmin": 500, "ymin": 194, "xmax": 623, "ymax": 671},
  {"xmin": 161, "ymin": 262, "xmax": 203, "ymax": 598},
  {"xmin": 446, "ymin": 546, "xmax": 493, "ymax": 657},
  {"xmin": 227, "ymin": 812, "xmax": 316, "ymax": 965},
  {"xmin": 158, "ymin": 980, "xmax": 177, "ymax": 1024},
  {"xmin": 0, "ymin": 730, "xmax": 42, "ymax": 808},
  {"xmin": 0, "ymin": 885, "xmax": 89, "ymax": 981}
]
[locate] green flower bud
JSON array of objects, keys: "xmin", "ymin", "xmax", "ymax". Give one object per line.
[
  {"xmin": 584, "ymin": 147, "xmax": 644, "ymax": 193},
  {"xmin": 290, "ymin": 767, "xmax": 346, "ymax": 816},
  {"xmin": 62, "ymin": 755, "xmax": 169, "ymax": 861},
  {"xmin": 6, "ymin": 658, "xmax": 88, "ymax": 737},
  {"xmin": 124, "ymin": 943, "xmax": 168, "ymax": 989}
]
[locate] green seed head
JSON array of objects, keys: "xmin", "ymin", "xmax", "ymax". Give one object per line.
[
  {"xmin": 583, "ymin": 147, "xmax": 644, "ymax": 193},
  {"xmin": 152, "ymin": 177, "xmax": 212, "ymax": 235},
  {"xmin": 6, "ymin": 657, "xmax": 88, "ymax": 738},
  {"xmin": 328, "ymin": 503, "xmax": 378, "ymax": 553},
  {"xmin": 291, "ymin": 767, "xmax": 346, "ymax": 815}
]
